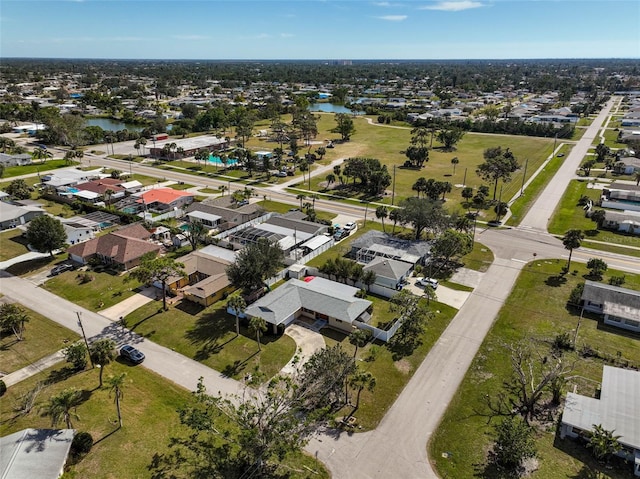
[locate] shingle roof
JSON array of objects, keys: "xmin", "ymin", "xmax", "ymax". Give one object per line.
[
  {"xmin": 245, "ymin": 277, "xmax": 371, "ymax": 326},
  {"xmin": 363, "ymin": 257, "xmax": 412, "ymax": 281}
]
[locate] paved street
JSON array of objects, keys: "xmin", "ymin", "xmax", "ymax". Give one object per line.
[{"xmin": 2, "ymin": 96, "xmax": 636, "ymax": 478}]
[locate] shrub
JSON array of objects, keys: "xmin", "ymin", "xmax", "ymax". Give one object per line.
[
  {"xmin": 0, "ymin": 380, "xmax": 6, "ymax": 397},
  {"xmin": 609, "ymin": 275, "xmax": 625, "ymax": 286},
  {"xmin": 552, "ymin": 332, "xmax": 572, "ymax": 352},
  {"xmin": 71, "ymin": 431, "xmax": 93, "ymax": 456}
]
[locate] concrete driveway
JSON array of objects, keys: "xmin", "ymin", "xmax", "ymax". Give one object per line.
[
  {"xmin": 280, "ymin": 323, "xmax": 326, "ymax": 375},
  {"xmin": 98, "ymin": 286, "xmax": 157, "ymax": 321},
  {"xmin": 405, "ymin": 278, "xmax": 471, "ymax": 310}
]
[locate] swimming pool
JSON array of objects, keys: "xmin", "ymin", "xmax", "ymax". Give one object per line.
[{"xmin": 209, "ymin": 155, "xmax": 238, "ymax": 167}]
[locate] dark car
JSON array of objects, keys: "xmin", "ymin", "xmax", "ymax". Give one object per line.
[
  {"xmin": 50, "ymin": 263, "xmax": 74, "ymax": 276},
  {"xmin": 119, "ymin": 344, "xmax": 145, "ymax": 364}
]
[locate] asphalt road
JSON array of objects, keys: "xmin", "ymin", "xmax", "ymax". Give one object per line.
[{"xmin": 2, "ymin": 97, "xmax": 635, "ymax": 478}]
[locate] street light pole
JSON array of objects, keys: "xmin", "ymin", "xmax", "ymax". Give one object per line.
[
  {"xmin": 520, "ymin": 158, "xmax": 528, "ymax": 196},
  {"xmin": 76, "ymin": 311, "xmax": 94, "ymax": 368},
  {"xmin": 391, "ymin": 164, "xmax": 396, "ymax": 206}
]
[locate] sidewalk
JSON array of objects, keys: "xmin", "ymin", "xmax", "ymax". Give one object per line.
[{"xmin": 1, "ymin": 350, "xmax": 66, "ymax": 387}]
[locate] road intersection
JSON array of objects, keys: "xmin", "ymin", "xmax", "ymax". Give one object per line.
[{"xmin": 3, "ymin": 97, "xmax": 638, "ymax": 478}]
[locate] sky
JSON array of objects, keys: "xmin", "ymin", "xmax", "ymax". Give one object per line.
[{"xmin": 1, "ymin": 0, "xmax": 639, "ymax": 60}]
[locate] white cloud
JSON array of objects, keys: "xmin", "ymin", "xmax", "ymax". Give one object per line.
[
  {"xmin": 420, "ymin": 1, "xmax": 485, "ymax": 11},
  {"xmin": 172, "ymin": 35, "xmax": 211, "ymax": 41},
  {"xmin": 280, "ymin": 33, "xmax": 295, "ymax": 38},
  {"xmin": 376, "ymin": 14, "xmax": 408, "ymax": 21}
]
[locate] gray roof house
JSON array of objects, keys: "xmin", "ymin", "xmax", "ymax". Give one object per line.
[
  {"xmin": 362, "ymin": 256, "xmax": 413, "ymax": 292},
  {"xmin": 602, "ymin": 210, "xmax": 640, "ymax": 234},
  {"xmin": 243, "ymin": 277, "xmax": 372, "ymax": 334},
  {"xmin": 0, "ymin": 202, "xmax": 45, "ymax": 231},
  {"xmin": 186, "ymin": 196, "xmax": 264, "ymax": 230},
  {"xmin": 560, "ymin": 366, "xmax": 640, "ymax": 477},
  {"xmin": 0, "ymin": 428, "xmax": 75, "ymax": 479},
  {"xmin": 350, "ymin": 230, "xmax": 432, "ymax": 265},
  {"xmin": 580, "ymin": 280, "xmax": 640, "ymax": 333},
  {"xmin": 0, "ymin": 153, "xmax": 32, "ymax": 166}
]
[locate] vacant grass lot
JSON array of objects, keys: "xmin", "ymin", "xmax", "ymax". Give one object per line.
[
  {"xmin": 0, "ymin": 362, "xmax": 327, "ymax": 479},
  {"xmin": 548, "ymin": 180, "xmax": 640, "ymax": 255},
  {"xmin": 0, "ymin": 229, "xmax": 30, "ymax": 261},
  {"xmin": 0, "ymin": 304, "xmax": 79, "ymax": 373},
  {"xmin": 1, "ymin": 159, "xmax": 71, "ymax": 178},
  {"xmin": 44, "ymin": 269, "xmax": 143, "ymax": 312},
  {"xmin": 430, "ymin": 261, "xmax": 640, "ymax": 479},
  {"xmin": 123, "ymin": 299, "xmax": 296, "ymax": 381}
]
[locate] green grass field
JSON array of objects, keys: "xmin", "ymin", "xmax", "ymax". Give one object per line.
[
  {"xmin": 123, "ymin": 299, "xmax": 296, "ymax": 381},
  {"xmin": 0, "ymin": 304, "xmax": 80, "ymax": 373},
  {"xmin": 0, "ymin": 229, "xmax": 31, "ymax": 261},
  {"xmin": 44, "ymin": 269, "xmax": 143, "ymax": 312},
  {"xmin": 1, "ymin": 159, "xmax": 72, "ymax": 178},
  {"xmin": 430, "ymin": 260, "xmax": 640, "ymax": 479},
  {"xmin": 0, "ymin": 361, "xmax": 327, "ymax": 479}
]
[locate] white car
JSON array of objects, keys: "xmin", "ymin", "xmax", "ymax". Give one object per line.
[
  {"xmin": 344, "ymin": 221, "xmax": 356, "ymax": 231},
  {"xmin": 415, "ymin": 277, "xmax": 438, "ymax": 289}
]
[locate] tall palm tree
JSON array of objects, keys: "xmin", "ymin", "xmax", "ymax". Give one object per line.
[
  {"xmin": 296, "ymin": 193, "xmax": 307, "ymax": 209},
  {"xmin": 361, "ymin": 270, "xmax": 377, "ymax": 293},
  {"xmin": 227, "ymin": 293, "xmax": 246, "ymax": 337},
  {"xmin": 89, "ymin": 338, "xmax": 116, "ymax": 388},
  {"xmin": 349, "ymin": 329, "xmax": 370, "ymax": 359},
  {"xmin": 376, "ymin": 205, "xmax": 388, "ymax": 232},
  {"xmin": 43, "ymin": 388, "xmax": 83, "ymax": 429},
  {"xmin": 562, "ymin": 229, "xmax": 584, "ymax": 272},
  {"xmin": 249, "ymin": 316, "xmax": 267, "ymax": 352},
  {"xmin": 451, "ymin": 157, "xmax": 459, "ymax": 175},
  {"xmin": 107, "ymin": 373, "xmax": 127, "ymax": 428},
  {"xmin": 349, "ymin": 369, "xmax": 376, "ymax": 409}
]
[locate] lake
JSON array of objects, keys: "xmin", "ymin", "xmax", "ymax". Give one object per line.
[
  {"xmin": 308, "ymin": 103, "xmax": 358, "ymax": 114},
  {"xmin": 85, "ymin": 118, "xmax": 145, "ymax": 132}
]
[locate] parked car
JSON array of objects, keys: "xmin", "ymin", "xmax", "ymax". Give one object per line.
[
  {"xmin": 119, "ymin": 344, "xmax": 145, "ymax": 364},
  {"xmin": 415, "ymin": 277, "xmax": 438, "ymax": 289},
  {"xmin": 50, "ymin": 263, "xmax": 74, "ymax": 276},
  {"xmin": 275, "ymin": 171, "xmax": 287, "ymax": 177},
  {"xmin": 334, "ymin": 228, "xmax": 349, "ymax": 241},
  {"xmin": 344, "ymin": 221, "xmax": 356, "ymax": 231}
]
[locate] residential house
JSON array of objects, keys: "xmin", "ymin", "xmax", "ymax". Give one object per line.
[
  {"xmin": 580, "ymin": 280, "xmax": 640, "ymax": 333},
  {"xmin": 361, "ymin": 256, "xmax": 413, "ymax": 292},
  {"xmin": 560, "ymin": 366, "xmax": 640, "ymax": 477},
  {"xmin": 186, "ymin": 195, "xmax": 264, "ymax": 230},
  {"xmin": 0, "ymin": 153, "xmax": 32, "ymax": 167},
  {"xmin": 135, "ymin": 188, "xmax": 194, "ymax": 214},
  {"xmin": 0, "ymin": 203, "xmax": 45, "ymax": 231},
  {"xmin": 60, "ymin": 217, "xmax": 97, "ymax": 245},
  {"xmin": 243, "ymin": 276, "xmax": 373, "ymax": 334},
  {"xmin": 69, "ymin": 178, "xmax": 126, "ymax": 203},
  {"xmin": 350, "ymin": 230, "xmax": 432, "ymax": 266},
  {"xmin": 171, "ymin": 250, "xmax": 235, "ymax": 307},
  {"xmin": 601, "ymin": 210, "xmax": 640, "ymax": 234},
  {"xmin": 67, "ymin": 223, "xmax": 161, "ymax": 270},
  {"xmin": 0, "ymin": 429, "xmax": 75, "ymax": 479},
  {"xmin": 148, "ymin": 135, "xmax": 228, "ymax": 158},
  {"xmin": 613, "ymin": 157, "xmax": 640, "ymax": 175}
]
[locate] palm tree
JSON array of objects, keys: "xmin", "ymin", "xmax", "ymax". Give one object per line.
[
  {"xmin": 227, "ymin": 293, "xmax": 246, "ymax": 337},
  {"xmin": 349, "ymin": 329, "xmax": 370, "ymax": 358},
  {"xmin": 32, "ymin": 146, "xmax": 52, "ymax": 164},
  {"xmin": 588, "ymin": 424, "xmax": 621, "ymax": 464},
  {"xmin": 104, "ymin": 188, "xmax": 115, "ymax": 209},
  {"xmin": 296, "ymin": 193, "xmax": 306, "ymax": 209},
  {"xmin": 375, "ymin": 205, "xmax": 388, "ymax": 232},
  {"xmin": 249, "ymin": 316, "xmax": 267, "ymax": 352},
  {"xmin": 43, "ymin": 388, "xmax": 83, "ymax": 429},
  {"xmin": 107, "ymin": 373, "xmax": 127, "ymax": 428},
  {"xmin": 562, "ymin": 229, "xmax": 585, "ymax": 272},
  {"xmin": 349, "ymin": 369, "xmax": 376, "ymax": 409},
  {"xmin": 389, "ymin": 209, "xmax": 401, "ymax": 234},
  {"xmin": 138, "ymin": 137, "xmax": 147, "ymax": 156},
  {"xmin": 89, "ymin": 338, "xmax": 116, "ymax": 388},
  {"xmin": 361, "ymin": 270, "xmax": 377, "ymax": 292},
  {"xmin": 451, "ymin": 157, "xmax": 459, "ymax": 175},
  {"xmin": 325, "ymin": 173, "xmax": 336, "ymax": 188}
]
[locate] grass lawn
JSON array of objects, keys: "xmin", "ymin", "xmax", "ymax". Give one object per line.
[
  {"xmin": 323, "ymin": 299, "xmax": 458, "ymax": 430},
  {"xmin": 44, "ymin": 269, "xmax": 143, "ymax": 312},
  {"xmin": 459, "ymin": 241, "xmax": 494, "ymax": 272},
  {"xmin": 0, "ymin": 362, "xmax": 327, "ymax": 479},
  {"xmin": 123, "ymin": 299, "xmax": 296, "ymax": 381},
  {"xmin": 0, "ymin": 304, "xmax": 79, "ymax": 374},
  {"xmin": 430, "ymin": 260, "xmax": 640, "ymax": 479},
  {"xmin": 548, "ymin": 180, "xmax": 640, "ymax": 255},
  {"xmin": 0, "ymin": 229, "xmax": 30, "ymax": 261},
  {"xmin": 1, "ymin": 159, "xmax": 72, "ymax": 178}
]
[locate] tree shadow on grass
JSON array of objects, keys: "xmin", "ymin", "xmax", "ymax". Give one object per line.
[
  {"xmin": 221, "ymin": 350, "xmax": 259, "ymax": 378},
  {"xmin": 545, "ymin": 274, "xmax": 568, "ymax": 287},
  {"xmin": 129, "ymin": 308, "xmax": 165, "ymax": 332},
  {"xmin": 46, "ymin": 366, "xmax": 79, "ymax": 385},
  {"xmin": 5, "ymin": 256, "xmax": 53, "ymax": 276},
  {"xmin": 184, "ymin": 309, "xmax": 234, "ymax": 361}
]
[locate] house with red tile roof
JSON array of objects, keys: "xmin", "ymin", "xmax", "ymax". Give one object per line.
[
  {"xmin": 67, "ymin": 223, "xmax": 161, "ymax": 270},
  {"xmin": 136, "ymin": 188, "xmax": 194, "ymax": 213}
]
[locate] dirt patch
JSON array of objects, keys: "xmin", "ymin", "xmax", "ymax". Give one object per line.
[{"xmin": 394, "ymin": 359, "xmax": 412, "ymax": 375}]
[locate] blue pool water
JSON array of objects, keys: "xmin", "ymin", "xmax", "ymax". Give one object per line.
[
  {"xmin": 68, "ymin": 187, "xmax": 79, "ymax": 193},
  {"xmin": 208, "ymin": 155, "xmax": 238, "ymax": 166}
]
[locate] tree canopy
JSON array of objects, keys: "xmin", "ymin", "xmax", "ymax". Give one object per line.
[
  {"xmin": 25, "ymin": 215, "xmax": 66, "ymax": 256},
  {"xmin": 226, "ymin": 238, "xmax": 284, "ymax": 295},
  {"xmin": 398, "ymin": 197, "xmax": 449, "ymax": 240},
  {"xmin": 476, "ymin": 146, "xmax": 519, "ymax": 200},
  {"xmin": 128, "ymin": 252, "xmax": 185, "ymax": 311},
  {"xmin": 331, "ymin": 113, "xmax": 356, "ymax": 141}
]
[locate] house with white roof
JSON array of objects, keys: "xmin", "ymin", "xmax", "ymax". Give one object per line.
[
  {"xmin": 243, "ymin": 276, "xmax": 372, "ymax": 334},
  {"xmin": 560, "ymin": 366, "xmax": 640, "ymax": 477},
  {"xmin": 580, "ymin": 280, "xmax": 640, "ymax": 333}
]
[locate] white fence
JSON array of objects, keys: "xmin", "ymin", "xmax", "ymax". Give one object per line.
[{"xmin": 139, "ymin": 208, "xmax": 186, "ymax": 223}]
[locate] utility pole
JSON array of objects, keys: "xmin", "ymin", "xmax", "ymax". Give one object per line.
[
  {"xmin": 462, "ymin": 167, "xmax": 467, "ymax": 187},
  {"xmin": 76, "ymin": 311, "xmax": 94, "ymax": 368}
]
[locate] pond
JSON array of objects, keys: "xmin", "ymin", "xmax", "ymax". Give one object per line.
[
  {"xmin": 308, "ymin": 103, "xmax": 358, "ymax": 114},
  {"xmin": 85, "ymin": 118, "xmax": 145, "ymax": 132}
]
